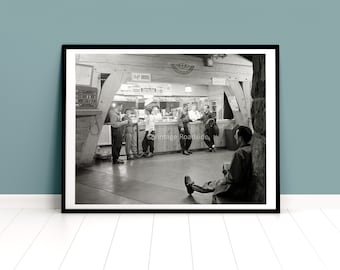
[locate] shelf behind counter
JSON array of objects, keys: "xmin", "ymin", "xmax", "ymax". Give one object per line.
[{"xmin": 98, "ymin": 119, "xmax": 236, "ymax": 154}]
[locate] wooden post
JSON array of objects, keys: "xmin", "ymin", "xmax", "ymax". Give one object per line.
[{"xmin": 79, "ymin": 71, "xmax": 127, "ymax": 165}]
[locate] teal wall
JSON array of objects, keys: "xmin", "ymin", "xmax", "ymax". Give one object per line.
[{"xmin": 1, "ymin": 0, "xmax": 339, "ymax": 194}]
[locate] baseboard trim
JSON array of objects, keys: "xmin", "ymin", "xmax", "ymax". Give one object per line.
[
  {"xmin": 0, "ymin": 194, "xmax": 340, "ymax": 209},
  {"xmin": 0, "ymin": 195, "xmax": 61, "ymax": 209},
  {"xmin": 280, "ymin": 195, "xmax": 340, "ymax": 209}
]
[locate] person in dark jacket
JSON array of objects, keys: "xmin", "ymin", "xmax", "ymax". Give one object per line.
[
  {"xmin": 200, "ymin": 105, "xmax": 216, "ymax": 152},
  {"xmin": 178, "ymin": 104, "xmax": 192, "ymax": 155},
  {"xmin": 184, "ymin": 126, "xmax": 253, "ymax": 203},
  {"xmin": 109, "ymin": 104, "xmax": 128, "ymax": 164}
]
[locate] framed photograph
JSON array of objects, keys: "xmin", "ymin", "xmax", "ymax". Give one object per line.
[{"xmin": 62, "ymin": 45, "xmax": 279, "ymax": 213}]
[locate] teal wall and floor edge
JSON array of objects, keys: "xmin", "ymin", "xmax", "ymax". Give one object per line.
[{"xmin": 1, "ymin": 0, "xmax": 339, "ymax": 194}]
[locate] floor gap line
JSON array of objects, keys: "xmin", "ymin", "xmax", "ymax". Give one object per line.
[
  {"xmin": 147, "ymin": 214, "xmax": 155, "ymax": 270},
  {"xmin": 320, "ymin": 208, "xmax": 340, "ymax": 233},
  {"xmin": 0, "ymin": 208, "xmax": 23, "ymax": 236},
  {"xmin": 187, "ymin": 214, "xmax": 195, "ymax": 270},
  {"xmin": 102, "ymin": 214, "xmax": 121, "ymax": 270},
  {"xmin": 222, "ymin": 215, "xmax": 239, "ymax": 270},
  {"xmin": 287, "ymin": 209, "xmax": 327, "ymax": 270},
  {"xmin": 256, "ymin": 214, "xmax": 283, "ymax": 270},
  {"xmin": 58, "ymin": 214, "xmax": 86, "ymax": 270},
  {"xmin": 14, "ymin": 210, "xmax": 56, "ymax": 270}
]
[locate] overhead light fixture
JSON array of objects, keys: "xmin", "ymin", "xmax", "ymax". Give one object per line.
[{"xmin": 185, "ymin": 86, "xmax": 192, "ymax": 93}]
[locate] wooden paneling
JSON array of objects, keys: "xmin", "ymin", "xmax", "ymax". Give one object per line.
[
  {"xmin": 76, "ymin": 109, "xmax": 102, "ymax": 116},
  {"xmin": 78, "ymin": 54, "xmax": 253, "ymax": 84},
  {"xmin": 78, "ymin": 54, "xmax": 253, "ymax": 77},
  {"xmin": 78, "ymin": 63, "xmax": 252, "ymax": 85}
]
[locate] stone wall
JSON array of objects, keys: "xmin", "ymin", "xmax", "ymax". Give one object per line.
[{"xmin": 250, "ymin": 55, "xmax": 266, "ymax": 202}]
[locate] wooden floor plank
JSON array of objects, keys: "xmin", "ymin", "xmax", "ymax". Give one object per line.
[
  {"xmin": 289, "ymin": 209, "xmax": 340, "ymax": 270},
  {"xmin": 104, "ymin": 214, "xmax": 154, "ymax": 270},
  {"xmin": 258, "ymin": 209, "xmax": 325, "ymax": 270},
  {"xmin": 16, "ymin": 212, "xmax": 85, "ymax": 270},
  {"xmin": 0, "ymin": 209, "xmax": 55, "ymax": 270},
  {"xmin": 149, "ymin": 214, "xmax": 193, "ymax": 270},
  {"xmin": 321, "ymin": 209, "xmax": 340, "ymax": 232},
  {"xmin": 0, "ymin": 209, "xmax": 21, "ymax": 234},
  {"xmin": 189, "ymin": 214, "xmax": 237, "ymax": 270},
  {"xmin": 1, "ymin": 208, "xmax": 340, "ymax": 269},
  {"xmin": 59, "ymin": 214, "xmax": 119, "ymax": 270},
  {"xmin": 223, "ymin": 214, "xmax": 281, "ymax": 270}
]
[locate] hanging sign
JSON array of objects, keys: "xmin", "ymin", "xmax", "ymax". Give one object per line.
[
  {"xmin": 211, "ymin": 77, "xmax": 227, "ymax": 86},
  {"xmin": 118, "ymin": 83, "xmax": 172, "ymax": 96},
  {"xmin": 131, "ymin": 73, "xmax": 152, "ymax": 82}
]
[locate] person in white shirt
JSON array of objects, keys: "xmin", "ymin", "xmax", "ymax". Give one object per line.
[
  {"xmin": 140, "ymin": 108, "xmax": 156, "ymax": 158},
  {"xmin": 152, "ymin": 106, "xmax": 163, "ymax": 121},
  {"xmin": 188, "ymin": 104, "xmax": 202, "ymax": 121}
]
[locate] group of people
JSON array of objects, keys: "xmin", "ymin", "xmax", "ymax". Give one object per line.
[
  {"xmin": 108, "ymin": 105, "xmax": 160, "ymax": 164},
  {"xmin": 109, "ymin": 102, "xmax": 254, "ymax": 203},
  {"xmin": 178, "ymin": 104, "xmax": 218, "ymax": 155},
  {"xmin": 108, "ymin": 103, "xmax": 218, "ymax": 164}
]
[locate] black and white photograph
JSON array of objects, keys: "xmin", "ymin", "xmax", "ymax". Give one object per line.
[{"xmin": 63, "ymin": 45, "xmax": 279, "ymax": 212}]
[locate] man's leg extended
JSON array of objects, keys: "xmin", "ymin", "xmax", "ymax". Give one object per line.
[{"xmin": 184, "ymin": 176, "xmax": 218, "ymax": 195}]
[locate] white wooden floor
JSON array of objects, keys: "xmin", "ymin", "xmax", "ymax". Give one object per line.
[{"xmin": 0, "ymin": 209, "xmax": 340, "ymax": 270}]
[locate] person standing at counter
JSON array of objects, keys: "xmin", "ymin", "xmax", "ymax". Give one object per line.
[
  {"xmin": 200, "ymin": 105, "xmax": 216, "ymax": 152},
  {"xmin": 188, "ymin": 104, "xmax": 201, "ymax": 121},
  {"xmin": 152, "ymin": 106, "xmax": 163, "ymax": 121},
  {"xmin": 122, "ymin": 108, "xmax": 138, "ymax": 160},
  {"xmin": 178, "ymin": 104, "xmax": 192, "ymax": 155},
  {"xmin": 140, "ymin": 108, "xmax": 156, "ymax": 158},
  {"xmin": 109, "ymin": 104, "xmax": 128, "ymax": 164}
]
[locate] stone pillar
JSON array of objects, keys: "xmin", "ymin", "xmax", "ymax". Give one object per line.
[{"xmin": 250, "ymin": 55, "xmax": 266, "ymax": 202}]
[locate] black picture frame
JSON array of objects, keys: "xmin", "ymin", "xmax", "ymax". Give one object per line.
[{"xmin": 62, "ymin": 45, "xmax": 280, "ymax": 213}]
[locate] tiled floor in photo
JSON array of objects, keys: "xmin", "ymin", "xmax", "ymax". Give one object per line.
[
  {"xmin": 76, "ymin": 149, "xmax": 235, "ymax": 205},
  {"xmin": 0, "ymin": 208, "xmax": 340, "ymax": 269}
]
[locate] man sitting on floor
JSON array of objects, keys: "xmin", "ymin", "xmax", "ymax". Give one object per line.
[{"xmin": 184, "ymin": 126, "xmax": 253, "ymax": 203}]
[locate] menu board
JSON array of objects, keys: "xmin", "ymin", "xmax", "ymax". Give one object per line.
[
  {"xmin": 76, "ymin": 85, "xmax": 97, "ymax": 108},
  {"xmin": 117, "ymin": 83, "xmax": 172, "ymax": 96}
]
